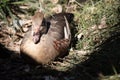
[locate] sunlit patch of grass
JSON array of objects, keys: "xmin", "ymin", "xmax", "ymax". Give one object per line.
[{"xmin": 74, "ymin": 0, "xmax": 120, "ymax": 50}]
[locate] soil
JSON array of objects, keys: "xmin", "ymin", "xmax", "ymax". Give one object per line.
[{"xmin": 0, "ymin": 23, "xmax": 120, "ymax": 80}]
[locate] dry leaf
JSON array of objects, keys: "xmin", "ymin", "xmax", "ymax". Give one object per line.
[
  {"xmin": 69, "ymin": 0, "xmax": 75, "ymax": 3},
  {"xmin": 66, "ymin": 4, "xmax": 77, "ymax": 12},
  {"xmin": 98, "ymin": 16, "xmax": 107, "ymax": 29},
  {"xmin": 91, "ymin": 25, "xmax": 97, "ymax": 30},
  {"xmin": 50, "ymin": 0, "xmax": 59, "ymax": 4},
  {"xmin": 52, "ymin": 4, "xmax": 62, "ymax": 13}
]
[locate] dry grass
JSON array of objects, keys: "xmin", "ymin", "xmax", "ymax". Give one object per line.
[{"xmin": 0, "ymin": 0, "xmax": 120, "ymax": 80}]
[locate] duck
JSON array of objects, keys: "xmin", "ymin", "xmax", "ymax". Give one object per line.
[{"xmin": 20, "ymin": 11, "xmax": 74, "ymax": 64}]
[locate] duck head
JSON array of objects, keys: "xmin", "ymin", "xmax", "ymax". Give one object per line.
[{"xmin": 31, "ymin": 11, "xmax": 47, "ymax": 44}]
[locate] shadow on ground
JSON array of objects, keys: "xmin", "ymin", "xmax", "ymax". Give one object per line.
[
  {"xmin": 0, "ymin": 32, "xmax": 120, "ymax": 80},
  {"xmin": 0, "ymin": 25, "xmax": 120, "ymax": 80},
  {"xmin": 65, "ymin": 26, "xmax": 120, "ymax": 80},
  {"xmin": 0, "ymin": 44, "xmax": 12, "ymax": 58},
  {"xmin": 72, "ymin": 33, "xmax": 120, "ymax": 80}
]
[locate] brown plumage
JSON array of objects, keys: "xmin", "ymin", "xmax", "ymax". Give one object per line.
[{"xmin": 20, "ymin": 11, "xmax": 74, "ymax": 64}]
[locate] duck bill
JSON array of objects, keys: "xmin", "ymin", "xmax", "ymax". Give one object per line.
[
  {"xmin": 32, "ymin": 26, "xmax": 41, "ymax": 44},
  {"xmin": 33, "ymin": 33, "xmax": 41, "ymax": 44}
]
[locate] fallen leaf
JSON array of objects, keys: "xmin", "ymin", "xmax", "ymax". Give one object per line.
[{"xmin": 52, "ymin": 4, "xmax": 62, "ymax": 13}]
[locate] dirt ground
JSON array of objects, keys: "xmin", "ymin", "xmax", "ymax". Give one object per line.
[{"xmin": 0, "ymin": 23, "xmax": 120, "ymax": 80}]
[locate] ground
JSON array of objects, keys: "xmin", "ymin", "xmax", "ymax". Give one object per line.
[
  {"xmin": 0, "ymin": 0, "xmax": 120, "ymax": 80},
  {"xmin": 0, "ymin": 22, "xmax": 120, "ymax": 80}
]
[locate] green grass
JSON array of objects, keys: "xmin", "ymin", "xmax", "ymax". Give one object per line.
[
  {"xmin": 0, "ymin": 0, "xmax": 39, "ymax": 31},
  {"xmin": 74, "ymin": 0, "xmax": 120, "ymax": 50},
  {"xmin": 0, "ymin": 0, "xmax": 120, "ymax": 80}
]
